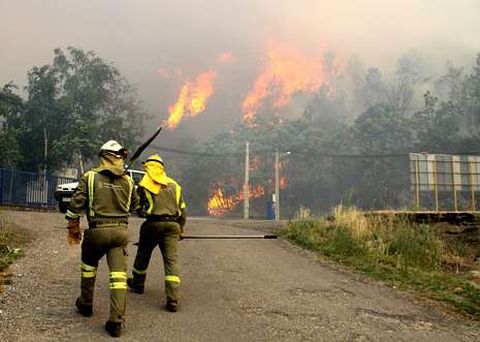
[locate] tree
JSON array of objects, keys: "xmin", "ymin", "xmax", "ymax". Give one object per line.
[
  {"xmin": 19, "ymin": 47, "xmax": 148, "ymax": 172},
  {"xmin": 434, "ymin": 60, "xmax": 466, "ymax": 104},
  {"xmin": 303, "ymin": 87, "xmax": 349, "ymax": 126},
  {"xmin": 363, "ymin": 67, "xmax": 387, "ymax": 108},
  {"xmin": 464, "ymin": 52, "xmax": 480, "ymax": 133},
  {"xmin": 413, "ymin": 91, "xmax": 474, "ymax": 154},
  {"xmin": 0, "ymin": 83, "xmax": 23, "ymax": 167},
  {"xmin": 359, "ymin": 53, "xmax": 423, "ymax": 116},
  {"xmin": 349, "ymin": 104, "xmax": 413, "ymax": 208},
  {"xmin": 384, "ymin": 53, "xmax": 422, "ymax": 116},
  {"xmin": 20, "ymin": 65, "xmax": 65, "ymax": 172}
]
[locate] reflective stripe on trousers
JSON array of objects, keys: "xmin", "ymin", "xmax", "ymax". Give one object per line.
[
  {"xmin": 109, "ymin": 271, "xmax": 127, "ymax": 290},
  {"xmin": 165, "ymin": 275, "xmax": 181, "ymax": 283},
  {"xmin": 132, "ymin": 266, "xmax": 148, "ymax": 275},
  {"xmin": 81, "ymin": 262, "xmax": 97, "ymax": 278}
]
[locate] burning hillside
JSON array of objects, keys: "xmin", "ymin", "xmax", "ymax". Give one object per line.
[
  {"xmin": 165, "ymin": 69, "xmax": 217, "ymax": 130},
  {"xmin": 207, "ymin": 183, "xmax": 265, "ymax": 216},
  {"xmin": 242, "ymin": 41, "xmax": 344, "ymax": 124}
]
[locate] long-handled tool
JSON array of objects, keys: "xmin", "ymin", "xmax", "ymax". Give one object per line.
[
  {"xmin": 125, "ymin": 125, "xmax": 163, "ymax": 171},
  {"xmin": 182, "ymin": 234, "xmax": 277, "ymax": 239},
  {"xmin": 133, "ymin": 234, "xmax": 277, "ymax": 245}
]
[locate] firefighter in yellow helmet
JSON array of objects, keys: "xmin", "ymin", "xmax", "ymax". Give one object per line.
[
  {"xmin": 127, "ymin": 154, "xmax": 186, "ymax": 312},
  {"xmin": 65, "ymin": 140, "xmax": 139, "ymax": 337}
]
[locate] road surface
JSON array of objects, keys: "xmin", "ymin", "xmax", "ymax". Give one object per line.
[{"xmin": 0, "ymin": 210, "xmax": 479, "ymax": 341}]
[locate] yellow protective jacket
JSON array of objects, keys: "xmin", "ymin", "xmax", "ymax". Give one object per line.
[{"xmin": 137, "ymin": 177, "xmax": 186, "ymax": 228}]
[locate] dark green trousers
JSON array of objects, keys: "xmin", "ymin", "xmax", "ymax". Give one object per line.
[
  {"xmin": 78, "ymin": 225, "xmax": 128, "ymax": 323},
  {"xmin": 132, "ymin": 221, "xmax": 181, "ymax": 302}
]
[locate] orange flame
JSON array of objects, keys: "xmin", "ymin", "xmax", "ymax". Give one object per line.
[
  {"xmin": 242, "ymin": 41, "xmax": 342, "ymax": 124},
  {"xmin": 250, "ymin": 156, "xmax": 261, "ymax": 172},
  {"xmin": 165, "ymin": 69, "xmax": 217, "ymax": 130},
  {"xmin": 280, "ymin": 176, "xmax": 288, "ymax": 190},
  {"xmin": 207, "ymin": 184, "xmax": 265, "ymax": 216}
]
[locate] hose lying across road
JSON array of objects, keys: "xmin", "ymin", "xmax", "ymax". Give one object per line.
[
  {"xmin": 133, "ymin": 234, "xmax": 277, "ymax": 245},
  {"xmin": 182, "ymin": 234, "xmax": 278, "ymax": 239}
]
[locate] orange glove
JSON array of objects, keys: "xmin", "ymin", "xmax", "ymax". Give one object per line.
[{"xmin": 67, "ymin": 219, "xmax": 82, "ymax": 245}]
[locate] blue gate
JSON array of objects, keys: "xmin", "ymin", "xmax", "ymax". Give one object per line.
[{"xmin": 0, "ymin": 168, "xmax": 76, "ymax": 208}]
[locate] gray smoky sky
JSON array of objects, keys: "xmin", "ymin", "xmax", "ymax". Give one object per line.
[{"xmin": 1, "ymin": 0, "xmax": 479, "ymax": 142}]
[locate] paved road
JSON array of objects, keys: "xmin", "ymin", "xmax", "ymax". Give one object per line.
[{"xmin": 0, "ymin": 210, "xmax": 479, "ymax": 341}]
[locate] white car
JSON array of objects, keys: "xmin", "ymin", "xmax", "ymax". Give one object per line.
[{"xmin": 55, "ymin": 169, "xmax": 145, "ymax": 213}]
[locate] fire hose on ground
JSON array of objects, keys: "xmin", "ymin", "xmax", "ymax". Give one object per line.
[
  {"xmin": 181, "ymin": 234, "xmax": 277, "ymax": 239},
  {"xmin": 133, "ymin": 234, "xmax": 277, "ymax": 245}
]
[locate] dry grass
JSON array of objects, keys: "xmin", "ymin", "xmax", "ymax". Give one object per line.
[
  {"xmin": 332, "ymin": 204, "xmax": 372, "ymax": 241},
  {"xmin": 294, "ymin": 206, "xmax": 312, "ymax": 220}
]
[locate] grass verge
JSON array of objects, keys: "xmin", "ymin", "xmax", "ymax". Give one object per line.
[
  {"xmin": 0, "ymin": 214, "xmax": 29, "ymax": 291},
  {"xmin": 280, "ymin": 206, "xmax": 480, "ymax": 319}
]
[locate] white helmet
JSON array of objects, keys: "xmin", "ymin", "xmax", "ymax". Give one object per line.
[{"xmin": 99, "ymin": 140, "xmax": 127, "ymax": 158}]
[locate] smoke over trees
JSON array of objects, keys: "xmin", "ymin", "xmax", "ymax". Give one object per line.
[{"xmin": 0, "ymin": 47, "xmax": 148, "ymax": 172}]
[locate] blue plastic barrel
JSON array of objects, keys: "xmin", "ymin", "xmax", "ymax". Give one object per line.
[{"xmin": 266, "ymin": 201, "xmax": 275, "ymax": 220}]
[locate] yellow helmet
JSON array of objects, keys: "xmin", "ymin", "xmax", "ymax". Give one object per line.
[{"xmin": 143, "ymin": 154, "xmax": 164, "ymax": 165}]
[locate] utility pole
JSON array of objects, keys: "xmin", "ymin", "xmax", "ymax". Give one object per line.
[
  {"xmin": 244, "ymin": 141, "xmax": 250, "ymax": 220},
  {"xmin": 274, "ymin": 150, "xmax": 290, "ymax": 221},
  {"xmin": 275, "ymin": 149, "xmax": 280, "ymax": 221}
]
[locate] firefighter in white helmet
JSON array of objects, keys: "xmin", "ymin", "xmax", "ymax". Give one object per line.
[{"xmin": 66, "ymin": 140, "xmax": 139, "ymax": 337}]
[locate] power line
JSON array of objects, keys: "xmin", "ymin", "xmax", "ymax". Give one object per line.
[
  {"xmin": 148, "ymin": 144, "xmax": 480, "ymax": 159},
  {"xmin": 149, "ymin": 144, "xmax": 243, "ymax": 157}
]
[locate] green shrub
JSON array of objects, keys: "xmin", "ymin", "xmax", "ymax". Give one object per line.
[
  {"xmin": 389, "ymin": 224, "xmax": 442, "ymax": 272},
  {"xmin": 323, "ymin": 226, "xmax": 367, "ymax": 259},
  {"xmin": 281, "ymin": 218, "xmax": 326, "ymax": 252}
]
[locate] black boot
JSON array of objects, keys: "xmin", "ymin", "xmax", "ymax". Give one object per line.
[
  {"xmin": 105, "ymin": 320, "xmax": 122, "ymax": 337},
  {"xmin": 75, "ymin": 297, "xmax": 93, "ymax": 317},
  {"xmin": 127, "ymin": 278, "xmax": 144, "ymax": 294},
  {"xmin": 166, "ymin": 300, "xmax": 178, "ymax": 312}
]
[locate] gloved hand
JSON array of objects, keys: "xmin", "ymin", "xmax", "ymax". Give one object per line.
[{"xmin": 67, "ymin": 218, "xmax": 82, "ymax": 245}]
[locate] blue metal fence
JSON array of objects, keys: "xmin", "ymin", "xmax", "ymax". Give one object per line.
[{"xmin": 0, "ymin": 168, "xmax": 76, "ymax": 208}]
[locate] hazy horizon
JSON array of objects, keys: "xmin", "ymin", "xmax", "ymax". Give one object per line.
[{"xmin": 1, "ymin": 0, "xmax": 479, "ymax": 141}]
